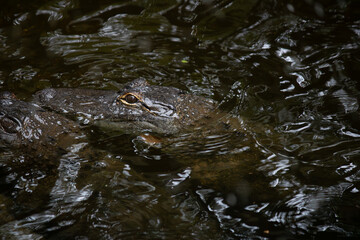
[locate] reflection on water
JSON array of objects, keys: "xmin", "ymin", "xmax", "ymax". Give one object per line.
[{"xmin": 1, "ymin": 0, "xmax": 360, "ymax": 238}]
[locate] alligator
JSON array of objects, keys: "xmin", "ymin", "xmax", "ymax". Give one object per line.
[
  {"xmin": 1, "ymin": 80, "xmax": 275, "ymax": 205},
  {"xmin": 0, "ymin": 79, "xmax": 218, "ymax": 153}
]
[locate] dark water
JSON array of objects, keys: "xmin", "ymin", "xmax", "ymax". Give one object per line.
[{"xmin": 1, "ymin": 0, "xmax": 360, "ymax": 238}]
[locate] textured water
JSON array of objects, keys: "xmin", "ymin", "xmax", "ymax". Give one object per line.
[{"xmin": 1, "ymin": 0, "xmax": 360, "ymax": 239}]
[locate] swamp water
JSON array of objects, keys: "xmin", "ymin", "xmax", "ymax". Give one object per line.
[{"xmin": 0, "ymin": 0, "xmax": 360, "ymax": 239}]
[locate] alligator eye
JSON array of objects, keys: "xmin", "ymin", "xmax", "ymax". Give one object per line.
[
  {"xmin": 124, "ymin": 94, "xmax": 138, "ymax": 104},
  {"xmin": 118, "ymin": 93, "xmax": 140, "ymax": 105}
]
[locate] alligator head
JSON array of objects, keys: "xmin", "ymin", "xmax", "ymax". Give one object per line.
[{"xmin": 34, "ymin": 79, "xmax": 216, "ymax": 134}]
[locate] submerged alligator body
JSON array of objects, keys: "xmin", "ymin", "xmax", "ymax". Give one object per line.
[{"xmin": 0, "ymin": 79, "xmax": 216, "ymax": 152}]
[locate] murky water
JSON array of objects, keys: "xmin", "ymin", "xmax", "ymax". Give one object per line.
[{"xmin": 1, "ymin": 0, "xmax": 360, "ymax": 238}]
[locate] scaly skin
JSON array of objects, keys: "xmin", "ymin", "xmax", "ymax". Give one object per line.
[
  {"xmin": 33, "ymin": 79, "xmax": 216, "ymax": 134},
  {"xmin": 1, "ymin": 80, "xmax": 217, "ymax": 151}
]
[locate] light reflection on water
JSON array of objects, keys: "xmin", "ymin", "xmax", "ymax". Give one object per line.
[{"xmin": 1, "ymin": 0, "xmax": 360, "ymax": 238}]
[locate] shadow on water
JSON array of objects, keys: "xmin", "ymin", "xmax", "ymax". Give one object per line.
[{"xmin": 1, "ymin": 0, "xmax": 360, "ymax": 239}]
